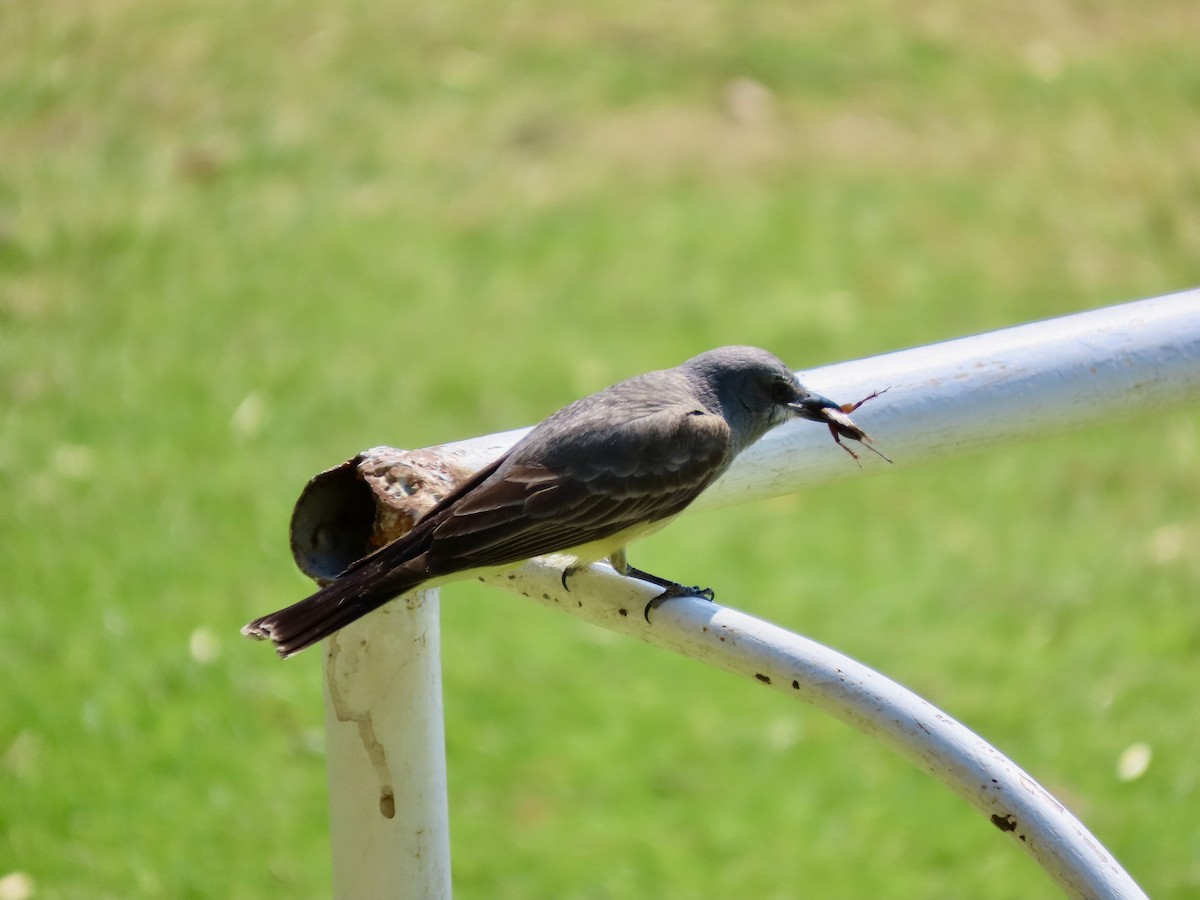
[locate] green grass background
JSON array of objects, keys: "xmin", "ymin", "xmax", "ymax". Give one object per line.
[{"xmin": 3, "ymin": 0, "xmax": 1199, "ymax": 896}]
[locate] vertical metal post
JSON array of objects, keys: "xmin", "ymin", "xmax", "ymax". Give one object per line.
[
  {"xmin": 323, "ymin": 591, "xmax": 451, "ymax": 900},
  {"xmin": 290, "ymin": 450, "xmax": 472, "ymax": 899}
]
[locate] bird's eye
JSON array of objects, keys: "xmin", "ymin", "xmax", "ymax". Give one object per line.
[{"xmin": 769, "ymin": 377, "xmax": 795, "ymax": 403}]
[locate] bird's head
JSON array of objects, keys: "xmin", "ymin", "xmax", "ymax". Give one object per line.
[{"xmin": 685, "ymin": 346, "xmax": 891, "ymax": 464}]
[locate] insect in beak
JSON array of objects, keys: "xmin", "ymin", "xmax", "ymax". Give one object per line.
[{"xmin": 790, "ymin": 388, "xmax": 892, "ymax": 466}]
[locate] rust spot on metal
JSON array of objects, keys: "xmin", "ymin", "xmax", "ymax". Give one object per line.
[
  {"xmin": 380, "ymin": 789, "xmax": 396, "ymax": 819},
  {"xmin": 359, "ymin": 448, "xmax": 475, "ymax": 547},
  {"xmin": 327, "ymin": 635, "xmax": 395, "ymax": 822},
  {"xmin": 991, "ymin": 813, "xmax": 1018, "ymax": 833}
]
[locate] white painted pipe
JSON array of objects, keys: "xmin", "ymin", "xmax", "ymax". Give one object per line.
[
  {"xmin": 480, "ymin": 559, "xmax": 1150, "ymax": 900},
  {"xmin": 323, "ymin": 592, "xmax": 451, "ymax": 900},
  {"xmin": 308, "ymin": 290, "xmax": 1198, "ymax": 899}
]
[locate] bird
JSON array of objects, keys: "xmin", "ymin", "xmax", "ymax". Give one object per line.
[{"xmin": 242, "ymin": 346, "xmax": 887, "ymax": 657}]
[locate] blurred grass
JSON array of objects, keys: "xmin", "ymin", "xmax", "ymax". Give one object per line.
[{"xmin": 2, "ymin": 0, "xmax": 1199, "ymax": 896}]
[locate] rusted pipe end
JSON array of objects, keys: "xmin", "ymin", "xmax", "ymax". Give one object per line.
[{"xmin": 289, "ymin": 446, "xmax": 481, "ymax": 585}]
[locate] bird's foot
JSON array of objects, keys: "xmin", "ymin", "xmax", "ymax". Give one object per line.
[
  {"xmin": 644, "ymin": 583, "xmax": 715, "ymax": 623},
  {"xmin": 621, "ymin": 565, "xmax": 714, "ymax": 622},
  {"xmin": 568, "ymin": 559, "xmax": 714, "ymax": 621}
]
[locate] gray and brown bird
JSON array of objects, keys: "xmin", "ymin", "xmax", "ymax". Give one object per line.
[{"xmin": 243, "ymin": 346, "xmax": 886, "ymax": 657}]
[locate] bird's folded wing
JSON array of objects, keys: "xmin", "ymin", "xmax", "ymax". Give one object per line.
[{"xmin": 426, "ymin": 406, "xmax": 732, "ymax": 569}]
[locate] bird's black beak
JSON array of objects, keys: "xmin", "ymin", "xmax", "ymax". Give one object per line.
[
  {"xmin": 787, "ymin": 392, "xmax": 871, "ymax": 439},
  {"xmin": 786, "ymin": 393, "xmax": 841, "ymax": 423}
]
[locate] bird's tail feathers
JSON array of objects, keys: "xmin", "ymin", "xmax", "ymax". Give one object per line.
[{"xmin": 242, "ymin": 559, "xmax": 425, "ymax": 658}]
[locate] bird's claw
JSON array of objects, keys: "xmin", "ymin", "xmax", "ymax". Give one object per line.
[
  {"xmin": 561, "ymin": 566, "xmax": 578, "ymax": 592},
  {"xmin": 643, "ymin": 583, "xmax": 715, "ymax": 623}
]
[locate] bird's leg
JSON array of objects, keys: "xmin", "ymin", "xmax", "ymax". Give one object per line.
[{"xmin": 608, "ymin": 548, "xmax": 715, "ymax": 622}]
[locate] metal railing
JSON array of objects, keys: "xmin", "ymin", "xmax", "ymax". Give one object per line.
[{"xmin": 288, "ymin": 289, "xmax": 1200, "ymax": 899}]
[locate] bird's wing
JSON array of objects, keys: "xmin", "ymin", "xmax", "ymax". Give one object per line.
[{"xmin": 424, "ymin": 406, "xmax": 732, "ymax": 570}]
